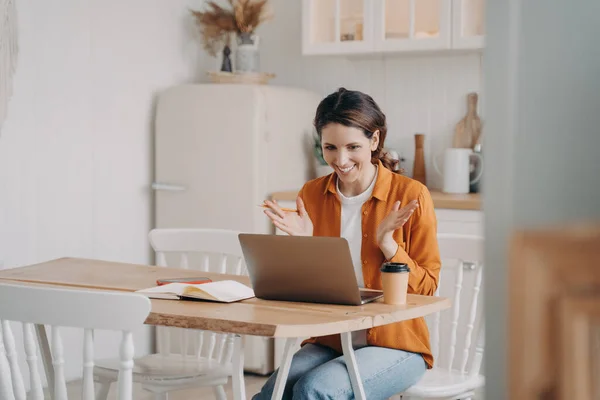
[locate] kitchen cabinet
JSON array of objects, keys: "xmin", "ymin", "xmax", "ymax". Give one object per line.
[
  {"xmin": 375, "ymin": 0, "xmax": 452, "ymax": 53},
  {"xmin": 302, "ymin": 0, "xmax": 484, "ymax": 55},
  {"xmin": 436, "ymin": 208, "xmax": 483, "ymax": 236},
  {"xmin": 451, "ymin": 0, "xmax": 485, "ymax": 49},
  {"xmin": 270, "ymin": 190, "xmax": 483, "ymax": 237},
  {"xmin": 302, "ymin": 0, "xmax": 373, "ymax": 56},
  {"xmin": 272, "ymin": 203, "xmax": 483, "ymax": 238}
]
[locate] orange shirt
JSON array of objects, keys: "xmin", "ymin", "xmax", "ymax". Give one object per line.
[{"xmin": 299, "ymin": 161, "xmax": 441, "ymax": 368}]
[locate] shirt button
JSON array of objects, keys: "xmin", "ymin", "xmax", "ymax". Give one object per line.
[
  {"xmin": 363, "ymin": 211, "xmax": 368, "ymax": 215},
  {"xmin": 363, "ymin": 260, "xmax": 367, "ymax": 265},
  {"xmin": 363, "ymin": 234, "xmax": 367, "ymax": 238}
]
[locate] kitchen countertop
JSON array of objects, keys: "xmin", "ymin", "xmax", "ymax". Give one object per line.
[{"xmin": 270, "ymin": 189, "xmax": 481, "ymax": 211}]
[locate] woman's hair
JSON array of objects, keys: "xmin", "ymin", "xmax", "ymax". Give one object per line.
[{"xmin": 313, "ymin": 87, "xmax": 399, "ymax": 172}]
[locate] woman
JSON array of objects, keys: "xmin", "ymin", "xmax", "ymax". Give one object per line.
[{"xmin": 256, "ymin": 88, "xmax": 441, "ymax": 400}]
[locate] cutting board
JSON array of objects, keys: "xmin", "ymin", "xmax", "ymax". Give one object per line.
[{"xmin": 453, "ymin": 92, "xmax": 482, "ymax": 148}]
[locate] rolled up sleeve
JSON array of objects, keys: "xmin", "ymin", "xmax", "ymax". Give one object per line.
[{"xmin": 388, "ymin": 186, "xmax": 441, "ymax": 295}]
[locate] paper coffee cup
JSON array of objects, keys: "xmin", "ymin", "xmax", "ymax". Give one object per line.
[{"xmin": 380, "ymin": 262, "xmax": 410, "ymax": 305}]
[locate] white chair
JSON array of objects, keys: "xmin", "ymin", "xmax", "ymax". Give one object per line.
[
  {"xmin": 94, "ymin": 228, "xmax": 248, "ymax": 400},
  {"xmin": 400, "ymin": 233, "xmax": 485, "ymax": 400},
  {"xmin": 0, "ymin": 281, "xmax": 151, "ymax": 400}
]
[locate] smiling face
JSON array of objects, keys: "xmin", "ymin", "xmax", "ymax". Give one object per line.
[{"xmin": 321, "ymin": 123, "xmax": 379, "ymax": 192}]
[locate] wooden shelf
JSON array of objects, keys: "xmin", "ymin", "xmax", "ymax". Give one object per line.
[
  {"xmin": 207, "ymin": 71, "xmax": 275, "ymax": 85},
  {"xmin": 270, "ymin": 189, "xmax": 481, "ymax": 211}
]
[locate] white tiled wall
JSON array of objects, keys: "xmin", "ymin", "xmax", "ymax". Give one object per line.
[{"xmin": 272, "ymin": 51, "xmax": 484, "ymax": 189}]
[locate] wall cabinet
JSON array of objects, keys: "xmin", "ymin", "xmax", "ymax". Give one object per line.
[{"xmin": 302, "ymin": 0, "xmax": 484, "ymax": 55}]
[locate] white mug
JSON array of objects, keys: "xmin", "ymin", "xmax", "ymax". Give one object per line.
[{"xmin": 433, "ymin": 148, "xmax": 483, "ymax": 194}]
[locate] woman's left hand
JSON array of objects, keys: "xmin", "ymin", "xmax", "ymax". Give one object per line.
[{"xmin": 376, "ymin": 200, "xmax": 419, "ymax": 254}]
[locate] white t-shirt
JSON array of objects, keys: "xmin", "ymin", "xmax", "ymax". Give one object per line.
[
  {"xmin": 336, "ymin": 166, "xmax": 378, "ymax": 348},
  {"xmin": 336, "ymin": 166, "xmax": 378, "ymax": 288}
]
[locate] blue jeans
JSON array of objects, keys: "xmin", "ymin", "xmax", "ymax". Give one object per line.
[{"xmin": 252, "ymin": 343, "xmax": 427, "ymax": 400}]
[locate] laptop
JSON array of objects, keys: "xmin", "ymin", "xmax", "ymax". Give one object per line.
[{"xmin": 238, "ymin": 233, "xmax": 384, "ymax": 306}]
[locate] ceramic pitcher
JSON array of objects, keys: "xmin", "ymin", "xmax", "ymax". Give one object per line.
[{"xmin": 434, "ymin": 148, "xmax": 483, "ymax": 194}]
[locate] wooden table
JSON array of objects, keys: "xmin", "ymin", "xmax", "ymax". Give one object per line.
[{"xmin": 0, "ymin": 258, "xmax": 451, "ymax": 400}]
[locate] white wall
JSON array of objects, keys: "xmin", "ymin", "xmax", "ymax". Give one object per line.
[
  {"xmin": 0, "ymin": 0, "xmax": 205, "ymax": 382},
  {"xmin": 197, "ymin": 0, "xmax": 483, "ymax": 189},
  {"xmin": 483, "ymin": 0, "xmax": 600, "ymax": 399}
]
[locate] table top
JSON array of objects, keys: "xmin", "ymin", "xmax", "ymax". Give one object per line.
[
  {"xmin": 271, "ymin": 189, "xmax": 482, "ymax": 211},
  {"xmin": 0, "ymin": 257, "xmax": 451, "ymax": 337}
]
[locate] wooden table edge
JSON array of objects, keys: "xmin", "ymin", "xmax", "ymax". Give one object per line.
[
  {"xmin": 145, "ymin": 296, "xmax": 451, "ymax": 338},
  {"xmin": 0, "ymin": 278, "xmax": 451, "ymax": 338},
  {"xmin": 0, "ymin": 277, "xmax": 133, "ymax": 292}
]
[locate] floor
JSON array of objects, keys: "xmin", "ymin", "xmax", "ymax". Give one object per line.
[
  {"xmin": 64, "ymin": 375, "xmax": 484, "ymax": 399},
  {"xmin": 65, "ymin": 373, "xmax": 268, "ymax": 399}
]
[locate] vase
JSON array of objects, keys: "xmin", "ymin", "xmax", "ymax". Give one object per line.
[
  {"xmin": 235, "ymin": 33, "xmax": 260, "ymax": 73},
  {"xmin": 413, "ymin": 133, "xmax": 426, "ymax": 185}
]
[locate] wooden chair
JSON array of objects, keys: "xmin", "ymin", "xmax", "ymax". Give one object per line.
[
  {"xmin": 400, "ymin": 233, "xmax": 485, "ymax": 400},
  {"xmin": 0, "ymin": 281, "xmax": 151, "ymax": 400},
  {"xmin": 94, "ymin": 228, "xmax": 248, "ymax": 400}
]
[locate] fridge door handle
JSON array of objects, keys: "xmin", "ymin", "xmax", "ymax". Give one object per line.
[{"xmin": 151, "ymin": 182, "xmax": 186, "ymax": 191}]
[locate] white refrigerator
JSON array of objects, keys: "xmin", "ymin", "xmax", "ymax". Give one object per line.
[{"xmin": 152, "ymin": 84, "xmax": 322, "ymax": 374}]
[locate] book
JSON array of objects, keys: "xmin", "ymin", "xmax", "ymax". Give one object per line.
[
  {"xmin": 136, "ymin": 280, "xmax": 255, "ymax": 303},
  {"xmin": 156, "ymin": 277, "xmax": 212, "ymax": 286}
]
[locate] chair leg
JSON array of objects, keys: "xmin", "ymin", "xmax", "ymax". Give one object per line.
[
  {"xmin": 94, "ymin": 381, "xmax": 111, "ymax": 400},
  {"xmin": 213, "ymin": 385, "xmax": 227, "ymax": 400},
  {"xmin": 232, "ymin": 335, "xmax": 247, "ymax": 400}
]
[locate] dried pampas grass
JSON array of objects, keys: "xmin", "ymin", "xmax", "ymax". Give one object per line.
[
  {"xmin": 190, "ymin": 3, "xmax": 236, "ymax": 57},
  {"xmin": 190, "ymin": 0, "xmax": 272, "ymax": 57},
  {"xmin": 233, "ymin": 0, "xmax": 272, "ymax": 33}
]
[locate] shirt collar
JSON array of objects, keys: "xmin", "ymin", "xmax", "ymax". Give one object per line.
[{"xmin": 324, "ymin": 160, "xmax": 392, "ymax": 202}]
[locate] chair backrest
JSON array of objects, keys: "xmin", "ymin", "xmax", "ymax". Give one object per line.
[
  {"xmin": 427, "ymin": 233, "xmax": 485, "ymax": 377},
  {"xmin": 0, "ymin": 282, "xmax": 151, "ymax": 400},
  {"xmin": 148, "ymin": 228, "xmax": 247, "ymax": 365}
]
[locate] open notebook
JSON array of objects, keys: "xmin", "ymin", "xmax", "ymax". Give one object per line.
[{"xmin": 136, "ymin": 280, "xmax": 255, "ymax": 303}]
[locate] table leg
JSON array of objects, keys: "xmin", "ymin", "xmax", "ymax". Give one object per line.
[
  {"xmin": 232, "ymin": 335, "xmax": 246, "ymax": 400},
  {"xmin": 341, "ymin": 332, "xmax": 366, "ymax": 400},
  {"xmin": 271, "ymin": 337, "xmax": 300, "ymax": 400},
  {"xmin": 35, "ymin": 324, "xmax": 54, "ymax": 399}
]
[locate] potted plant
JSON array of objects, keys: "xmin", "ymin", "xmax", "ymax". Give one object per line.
[{"xmin": 190, "ymin": 0, "xmax": 272, "ymax": 73}]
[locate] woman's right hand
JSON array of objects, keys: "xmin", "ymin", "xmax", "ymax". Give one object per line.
[{"xmin": 263, "ymin": 196, "xmax": 313, "ymax": 236}]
